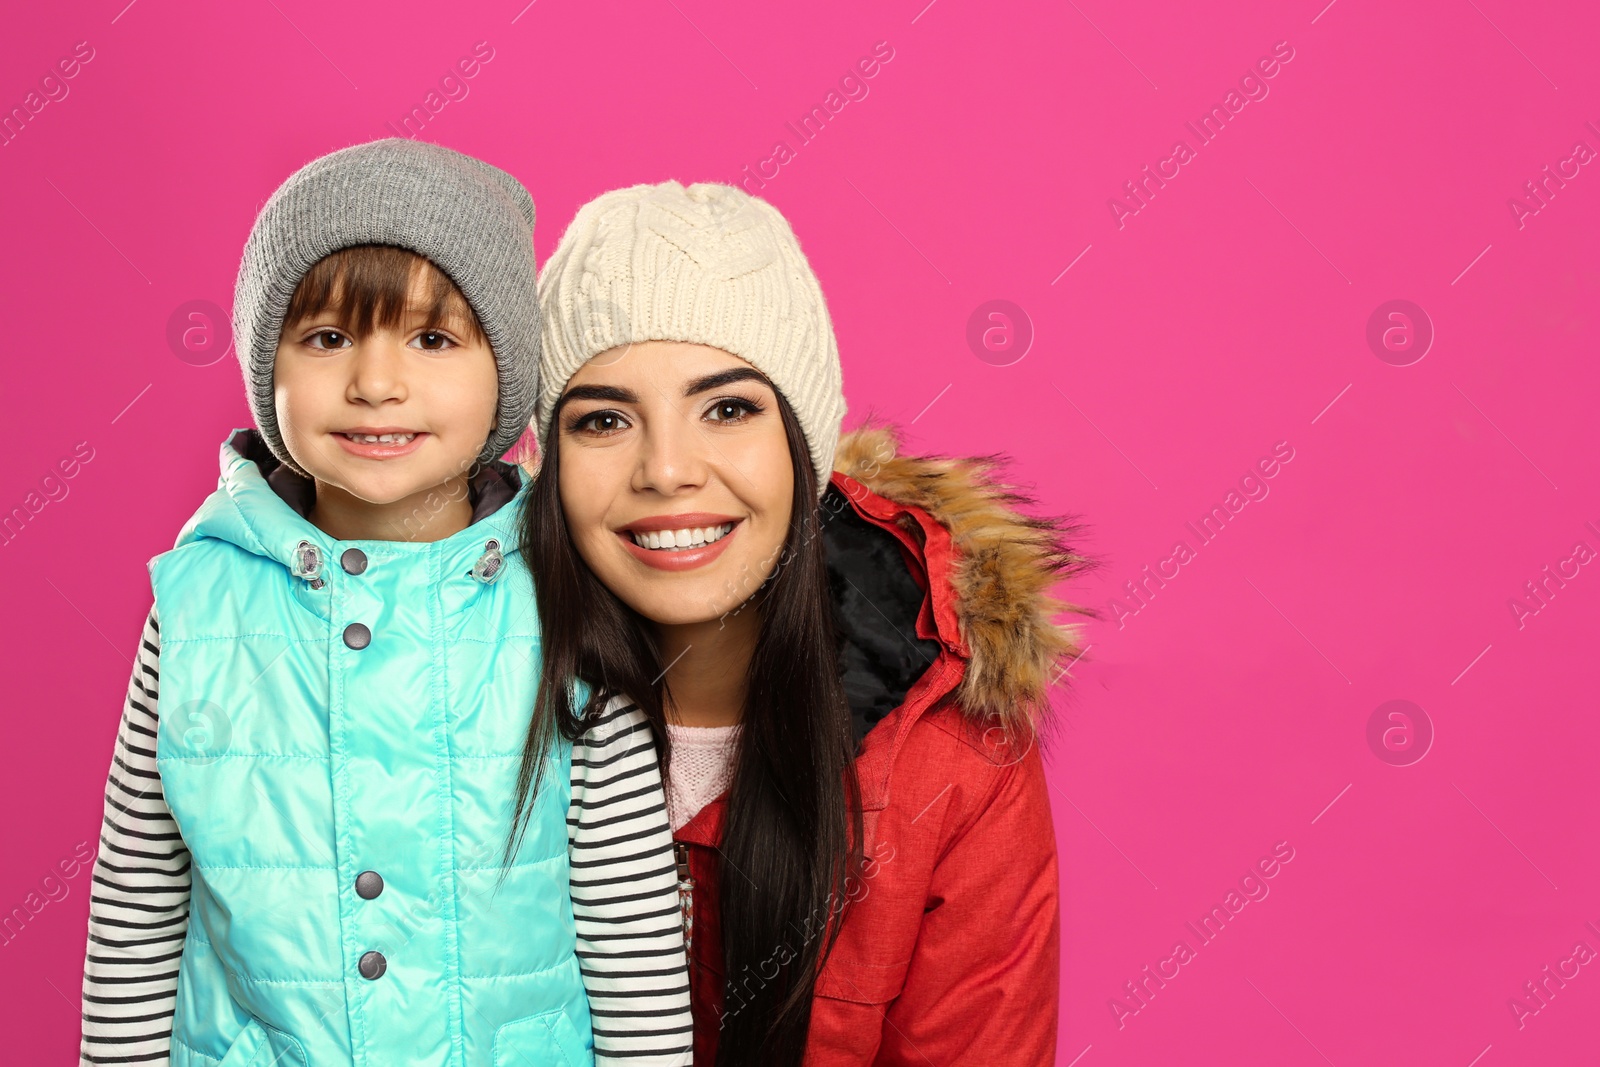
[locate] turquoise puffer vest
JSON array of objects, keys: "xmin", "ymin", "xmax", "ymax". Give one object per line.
[{"xmin": 151, "ymin": 431, "xmax": 591, "ymax": 1067}]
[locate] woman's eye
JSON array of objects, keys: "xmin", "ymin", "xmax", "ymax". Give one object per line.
[
  {"xmin": 412, "ymin": 331, "xmax": 454, "ymax": 351},
  {"xmin": 307, "ymin": 330, "xmax": 349, "ymax": 351},
  {"xmin": 705, "ymin": 398, "xmax": 761, "ymax": 423},
  {"xmin": 574, "ymin": 411, "xmax": 630, "ymax": 436}
]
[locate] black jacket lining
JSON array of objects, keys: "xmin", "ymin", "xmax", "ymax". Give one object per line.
[{"xmin": 821, "ymin": 484, "xmax": 942, "ymax": 750}]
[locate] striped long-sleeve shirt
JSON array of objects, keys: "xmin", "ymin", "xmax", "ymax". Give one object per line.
[{"xmin": 80, "ymin": 609, "xmax": 692, "ymax": 1065}]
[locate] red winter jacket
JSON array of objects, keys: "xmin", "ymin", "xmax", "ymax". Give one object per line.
[{"xmin": 672, "ymin": 426, "xmax": 1085, "ymax": 1066}]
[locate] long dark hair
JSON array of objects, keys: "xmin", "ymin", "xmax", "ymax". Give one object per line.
[{"xmin": 507, "ymin": 389, "xmax": 863, "ymax": 1066}]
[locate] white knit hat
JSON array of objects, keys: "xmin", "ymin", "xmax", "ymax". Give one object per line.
[{"xmin": 536, "ymin": 181, "xmax": 845, "ymax": 497}]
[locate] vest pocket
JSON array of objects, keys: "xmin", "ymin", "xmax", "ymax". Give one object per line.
[
  {"xmin": 213, "ymin": 1017, "xmax": 309, "ymax": 1067},
  {"xmin": 493, "ymin": 1009, "xmax": 590, "ymax": 1067}
]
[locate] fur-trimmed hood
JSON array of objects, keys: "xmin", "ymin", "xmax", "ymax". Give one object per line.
[{"xmin": 826, "ymin": 424, "xmax": 1091, "ymax": 735}]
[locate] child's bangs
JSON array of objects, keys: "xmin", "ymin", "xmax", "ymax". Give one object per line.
[{"xmin": 284, "ymin": 245, "xmax": 485, "ymax": 343}]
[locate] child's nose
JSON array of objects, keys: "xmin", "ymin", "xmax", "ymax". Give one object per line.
[{"xmin": 347, "ymin": 339, "xmax": 408, "ymax": 405}]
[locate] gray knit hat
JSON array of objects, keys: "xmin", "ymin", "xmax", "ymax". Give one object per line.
[
  {"xmin": 233, "ymin": 138, "xmax": 539, "ymax": 473},
  {"xmin": 537, "ymin": 181, "xmax": 845, "ymax": 498}
]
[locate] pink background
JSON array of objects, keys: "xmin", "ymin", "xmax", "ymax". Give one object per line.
[{"xmin": 3, "ymin": 0, "xmax": 1597, "ymax": 1063}]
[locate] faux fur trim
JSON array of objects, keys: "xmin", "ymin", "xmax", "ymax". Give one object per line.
[{"xmin": 833, "ymin": 423, "xmax": 1093, "ymax": 730}]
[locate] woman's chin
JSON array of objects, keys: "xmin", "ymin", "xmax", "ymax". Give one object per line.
[
  {"xmin": 606, "ymin": 574, "xmax": 757, "ymax": 629},
  {"xmin": 634, "ymin": 592, "xmax": 745, "ymax": 629}
]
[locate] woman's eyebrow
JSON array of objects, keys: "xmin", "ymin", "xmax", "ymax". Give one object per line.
[
  {"xmin": 683, "ymin": 368, "xmax": 771, "ymax": 396},
  {"xmin": 553, "ymin": 384, "xmax": 639, "ymax": 420}
]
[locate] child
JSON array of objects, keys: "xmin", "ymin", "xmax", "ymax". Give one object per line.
[{"xmin": 78, "ymin": 139, "xmax": 692, "ymax": 1066}]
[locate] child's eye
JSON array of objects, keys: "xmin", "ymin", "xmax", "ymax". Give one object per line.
[
  {"xmin": 569, "ymin": 410, "xmax": 631, "ymax": 437},
  {"xmin": 411, "ymin": 331, "xmax": 456, "ymax": 352},
  {"xmin": 306, "ymin": 329, "xmax": 350, "ymax": 351},
  {"xmin": 705, "ymin": 397, "xmax": 764, "ymax": 424}
]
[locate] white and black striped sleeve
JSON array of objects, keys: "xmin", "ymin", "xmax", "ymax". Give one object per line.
[
  {"xmin": 568, "ymin": 698, "xmax": 694, "ymax": 1065},
  {"xmin": 80, "ymin": 608, "xmax": 192, "ymax": 1066}
]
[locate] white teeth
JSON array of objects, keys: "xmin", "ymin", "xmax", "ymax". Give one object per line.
[
  {"xmin": 631, "ymin": 523, "xmax": 735, "ymax": 551},
  {"xmin": 347, "ymin": 432, "xmax": 416, "ymax": 444}
]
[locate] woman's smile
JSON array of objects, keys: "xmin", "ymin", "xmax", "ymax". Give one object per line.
[{"xmin": 617, "ymin": 516, "xmax": 744, "ymax": 571}]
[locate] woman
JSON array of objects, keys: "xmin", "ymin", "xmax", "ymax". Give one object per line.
[{"xmin": 510, "ymin": 180, "xmax": 1089, "ymax": 1065}]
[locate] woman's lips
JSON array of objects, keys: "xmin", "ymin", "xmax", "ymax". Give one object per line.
[
  {"xmin": 617, "ymin": 519, "xmax": 742, "ymax": 572},
  {"xmin": 332, "ymin": 431, "xmax": 428, "ymax": 460}
]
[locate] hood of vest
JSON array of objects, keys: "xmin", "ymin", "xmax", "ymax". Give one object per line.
[{"xmin": 175, "ymin": 429, "xmax": 528, "ymax": 587}]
